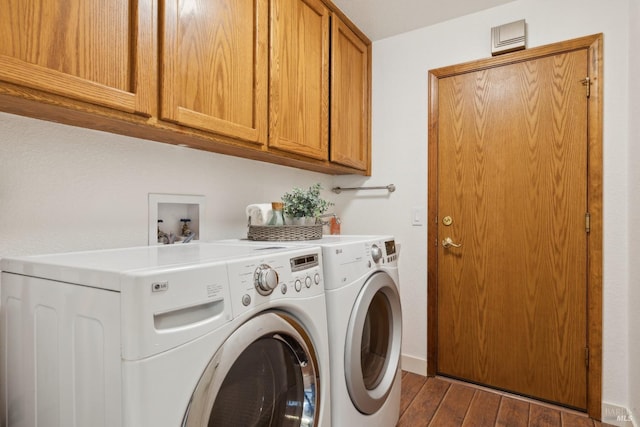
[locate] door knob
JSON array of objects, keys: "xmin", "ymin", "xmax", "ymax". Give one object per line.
[{"xmin": 442, "ymin": 237, "xmax": 462, "ymax": 248}]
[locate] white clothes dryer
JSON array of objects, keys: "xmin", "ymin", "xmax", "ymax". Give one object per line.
[
  {"xmin": 0, "ymin": 242, "xmax": 331, "ymax": 427},
  {"xmin": 314, "ymin": 236, "xmax": 402, "ymax": 427}
]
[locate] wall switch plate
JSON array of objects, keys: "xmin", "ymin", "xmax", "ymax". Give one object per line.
[
  {"xmin": 149, "ymin": 194, "xmax": 205, "ymax": 245},
  {"xmin": 412, "ymin": 207, "xmax": 425, "ymax": 226}
]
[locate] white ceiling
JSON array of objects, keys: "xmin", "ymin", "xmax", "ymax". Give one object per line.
[{"xmin": 331, "ymin": 0, "xmax": 517, "ymax": 41}]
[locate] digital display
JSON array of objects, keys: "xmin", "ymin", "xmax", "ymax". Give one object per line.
[
  {"xmin": 385, "ymin": 240, "xmax": 396, "ymax": 255},
  {"xmin": 290, "ymin": 254, "xmax": 319, "ymax": 271}
]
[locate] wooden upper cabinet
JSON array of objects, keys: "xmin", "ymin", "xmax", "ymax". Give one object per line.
[
  {"xmin": 161, "ymin": 0, "xmax": 268, "ymax": 145},
  {"xmin": 0, "ymin": 0, "xmax": 371, "ymax": 174},
  {"xmin": 0, "ymin": 0, "xmax": 155, "ymax": 115},
  {"xmin": 330, "ymin": 14, "xmax": 370, "ymax": 172},
  {"xmin": 269, "ymin": 0, "xmax": 330, "ymax": 160}
]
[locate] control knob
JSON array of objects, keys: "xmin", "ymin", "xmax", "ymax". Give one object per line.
[
  {"xmin": 371, "ymin": 244, "xmax": 383, "ymax": 263},
  {"xmin": 254, "ymin": 264, "xmax": 279, "ymax": 295}
]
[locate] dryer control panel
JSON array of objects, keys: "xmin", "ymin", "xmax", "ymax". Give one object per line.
[
  {"xmin": 321, "ymin": 238, "xmax": 398, "ymax": 291},
  {"xmin": 227, "ymin": 248, "xmax": 324, "ymax": 318}
]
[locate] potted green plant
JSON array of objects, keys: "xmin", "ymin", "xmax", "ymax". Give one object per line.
[{"xmin": 281, "ymin": 183, "xmax": 333, "ymax": 225}]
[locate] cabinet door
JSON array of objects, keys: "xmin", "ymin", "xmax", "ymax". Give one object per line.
[
  {"xmin": 162, "ymin": 0, "xmax": 268, "ymax": 145},
  {"xmin": 269, "ymin": 0, "xmax": 329, "ymax": 160},
  {"xmin": 0, "ymin": 0, "xmax": 155, "ymax": 115},
  {"xmin": 330, "ymin": 15, "xmax": 370, "ymax": 171}
]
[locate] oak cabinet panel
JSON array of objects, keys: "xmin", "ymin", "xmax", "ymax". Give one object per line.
[
  {"xmin": 330, "ymin": 14, "xmax": 370, "ymax": 172},
  {"xmin": 0, "ymin": 0, "xmax": 155, "ymax": 115},
  {"xmin": 268, "ymin": 0, "xmax": 330, "ymax": 161},
  {"xmin": 161, "ymin": 0, "xmax": 268, "ymax": 145}
]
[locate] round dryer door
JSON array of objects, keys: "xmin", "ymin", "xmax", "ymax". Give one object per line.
[
  {"xmin": 345, "ymin": 271, "xmax": 402, "ymax": 415},
  {"xmin": 182, "ymin": 312, "xmax": 319, "ymax": 427}
]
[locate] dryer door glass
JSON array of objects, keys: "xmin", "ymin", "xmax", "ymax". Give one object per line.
[
  {"xmin": 345, "ymin": 271, "xmax": 402, "ymax": 415},
  {"xmin": 362, "ymin": 291, "xmax": 391, "ymax": 389},
  {"xmin": 183, "ymin": 313, "xmax": 318, "ymax": 427}
]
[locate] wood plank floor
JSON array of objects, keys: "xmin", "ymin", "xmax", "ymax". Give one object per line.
[{"xmin": 398, "ymin": 372, "xmax": 612, "ymax": 427}]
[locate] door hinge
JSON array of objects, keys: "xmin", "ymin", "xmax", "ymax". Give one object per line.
[
  {"xmin": 585, "ymin": 212, "xmax": 591, "ymax": 233},
  {"xmin": 585, "ymin": 347, "xmax": 590, "ymax": 367},
  {"xmin": 581, "ymin": 77, "xmax": 591, "ymax": 98}
]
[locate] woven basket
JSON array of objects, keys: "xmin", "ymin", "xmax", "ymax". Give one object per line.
[{"xmin": 247, "ymin": 225, "xmax": 323, "ymax": 241}]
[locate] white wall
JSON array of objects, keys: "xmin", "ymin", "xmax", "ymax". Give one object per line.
[
  {"xmin": 0, "ymin": 112, "xmax": 334, "ymax": 257},
  {"xmin": 627, "ymin": 0, "xmax": 640, "ymax": 422},
  {"xmin": 334, "ymin": 0, "xmax": 634, "ymax": 417}
]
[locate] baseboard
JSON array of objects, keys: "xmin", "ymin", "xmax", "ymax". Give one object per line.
[
  {"xmin": 401, "ymin": 354, "xmax": 427, "ymax": 376},
  {"xmin": 602, "ymin": 402, "xmax": 636, "ymax": 426}
]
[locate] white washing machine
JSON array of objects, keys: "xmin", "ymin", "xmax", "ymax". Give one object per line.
[
  {"xmin": 0, "ymin": 242, "xmax": 331, "ymax": 427},
  {"xmin": 224, "ymin": 236, "xmax": 403, "ymax": 426}
]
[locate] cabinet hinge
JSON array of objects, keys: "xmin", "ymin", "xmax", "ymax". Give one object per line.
[
  {"xmin": 581, "ymin": 77, "xmax": 591, "ymax": 98},
  {"xmin": 585, "ymin": 212, "xmax": 591, "ymax": 233},
  {"xmin": 585, "ymin": 347, "xmax": 590, "ymax": 367}
]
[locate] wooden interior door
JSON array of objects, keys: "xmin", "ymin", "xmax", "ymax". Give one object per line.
[{"xmin": 435, "ymin": 49, "xmax": 589, "ymax": 409}]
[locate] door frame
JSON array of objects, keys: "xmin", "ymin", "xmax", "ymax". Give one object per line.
[{"xmin": 426, "ymin": 34, "xmax": 603, "ymax": 419}]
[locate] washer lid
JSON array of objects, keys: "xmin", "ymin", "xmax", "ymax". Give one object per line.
[{"xmin": 0, "ymin": 243, "xmax": 296, "ymax": 291}]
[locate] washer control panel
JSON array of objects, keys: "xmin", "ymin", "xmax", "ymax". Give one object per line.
[{"xmin": 227, "ymin": 248, "xmax": 324, "ymax": 317}]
